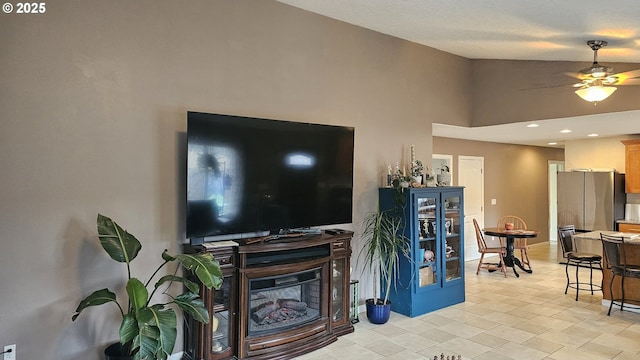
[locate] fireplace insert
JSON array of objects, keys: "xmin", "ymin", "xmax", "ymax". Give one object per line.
[{"xmin": 248, "ymin": 267, "xmax": 322, "ymax": 336}]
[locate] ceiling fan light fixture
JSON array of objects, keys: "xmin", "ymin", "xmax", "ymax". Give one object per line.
[
  {"xmin": 591, "ymin": 67, "xmax": 608, "ymax": 78},
  {"xmin": 575, "ymin": 85, "xmax": 617, "ymax": 102}
]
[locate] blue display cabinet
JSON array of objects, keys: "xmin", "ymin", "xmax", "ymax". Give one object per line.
[{"xmin": 379, "ymin": 187, "xmax": 465, "ymax": 317}]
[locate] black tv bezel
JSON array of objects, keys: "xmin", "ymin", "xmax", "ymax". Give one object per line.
[{"xmin": 185, "ymin": 111, "xmax": 355, "ymax": 241}]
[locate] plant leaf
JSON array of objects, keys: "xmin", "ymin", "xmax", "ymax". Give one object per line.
[
  {"xmin": 174, "ymin": 292, "xmax": 209, "ymax": 323},
  {"xmin": 133, "ymin": 321, "xmax": 159, "ymax": 360},
  {"xmin": 155, "ymin": 275, "xmax": 200, "ymax": 293},
  {"xmin": 161, "ymin": 251, "xmax": 175, "ymax": 262},
  {"xmin": 136, "ymin": 306, "xmax": 176, "ymax": 360},
  {"xmin": 97, "ymin": 214, "xmax": 142, "ymax": 264},
  {"xmin": 173, "ymin": 252, "xmax": 223, "ymax": 289},
  {"xmin": 119, "ymin": 313, "xmax": 138, "ymax": 347},
  {"xmin": 126, "ymin": 278, "xmax": 148, "ymax": 310},
  {"xmin": 71, "ymin": 288, "xmax": 116, "ymax": 321}
]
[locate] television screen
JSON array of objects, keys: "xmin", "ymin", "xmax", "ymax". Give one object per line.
[{"xmin": 186, "ymin": 112, "xmax": 354, "ymax": 240}]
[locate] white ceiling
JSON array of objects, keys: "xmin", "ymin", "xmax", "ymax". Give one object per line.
[{"xmin": 278, "ymin": 0, "xmax": 640, "ymax": 147}]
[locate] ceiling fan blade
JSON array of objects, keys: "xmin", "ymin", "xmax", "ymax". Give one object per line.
[
  {"xmin": 520, "ymin": 82, "xmax": 575, "ymax": 91},
  {"xmin": 565, "ymin": 72, "xmax": 588, "ymax": 80},
  {"xmin": 616, "ymin": 78, "xmax": 640, "ymax": 86},
  {"xmin": 613, "ymin": 69, "xmax": 640, "ymax": 84}
]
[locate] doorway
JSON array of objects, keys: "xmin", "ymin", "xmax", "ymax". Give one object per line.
[
  {"xmin": 458, "ymin": 156, "xmax": 484, "ymax": 261},
  {"xmin": 548, "ymin": 161, "xmax": 565, "ymax": 243}
]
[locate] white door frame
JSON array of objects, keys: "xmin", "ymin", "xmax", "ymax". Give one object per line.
[
  {"xmin": 458, "ymin": 155, "xmax": 485, "ymax": 261},
  {"xmin": 548, "ymin": 160, "xmax": 565, "ymax": 243}
]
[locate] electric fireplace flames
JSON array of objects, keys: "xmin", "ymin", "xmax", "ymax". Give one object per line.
[{"xmin": 248, "ymin": 268, "xmax": 322, "ymax": 336}]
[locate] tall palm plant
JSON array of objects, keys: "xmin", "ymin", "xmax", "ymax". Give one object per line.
[{"xmin": 360, "ymin": 210, "xmax": 411, "ymax": 306}]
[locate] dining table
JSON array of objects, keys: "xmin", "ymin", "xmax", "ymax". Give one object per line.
[{"xmin": 483, "ymin": 227, "xmax": 538, "ymax": 277}]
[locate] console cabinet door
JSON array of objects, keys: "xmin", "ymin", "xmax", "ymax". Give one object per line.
[
  {"xmin": 204, "ymin": 273, "xmax": 235, "ymax": 360},
  {"xmin": 183, "ymin": 246, "xmax": 236, "ymax": 360},
  {"xmin": 330, "ymin": 237, "xmax": 353, "ymax": 335}
]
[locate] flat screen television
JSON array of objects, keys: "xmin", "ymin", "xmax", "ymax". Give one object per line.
[{"xmin": 186, "ymin": 112, "xmax": 354, "ymax": 241}]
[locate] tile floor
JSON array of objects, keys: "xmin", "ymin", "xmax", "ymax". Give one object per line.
[{"xmin": 297, "ymin": 242, "xmax": 640, "ymax": 360}]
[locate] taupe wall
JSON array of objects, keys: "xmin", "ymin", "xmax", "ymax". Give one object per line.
[
  {"xmin": 471, "ymin": 60, "xmax": 640, "ymax": 126},
  {"xmin": 564, "ymin": 135, "xmax": 640, "ymax": 171},
  {"xmin": 433, "ymin": 137, "xmax": 565, "ymax": 242},
  {"xmin": 0, "ymin": 1, "xmax": 631, "ymax": 358},
  {"xmin": 0, "ymin": 1, "xmax": 471, "ymax": 358}
]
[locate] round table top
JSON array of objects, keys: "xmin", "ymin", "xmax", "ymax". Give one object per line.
[{"xmin": 483, "ymin": 227, "xmax": 538, "ymax": 238}]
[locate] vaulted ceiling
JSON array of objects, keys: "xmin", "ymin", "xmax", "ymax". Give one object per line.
[{"xmin": 278, "ymin": 0, "xmax": 640, "ymax": 147}]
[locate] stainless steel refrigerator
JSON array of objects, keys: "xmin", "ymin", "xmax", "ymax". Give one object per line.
[{"xmin": 556, "ymin": 171, "xmax": 625, "ymax": 262}]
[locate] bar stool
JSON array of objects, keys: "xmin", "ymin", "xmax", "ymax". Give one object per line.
[
  {"xmin": 600, "ymin": 233, "xmax": 640, "ymax": 315},
  {"xmin": 558, "ymin": 225, "xmax": 602, "ymax": 301}
]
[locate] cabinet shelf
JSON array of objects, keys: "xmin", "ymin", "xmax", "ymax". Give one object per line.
[
  {"xmin": 379, "ymin": 187, "xmax": 465, "ymax": 317},
  {"xmin": 418, "ymin": 237, "xmax": 436, "ymax": 242}
]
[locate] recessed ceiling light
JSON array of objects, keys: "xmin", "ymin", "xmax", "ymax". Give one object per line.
[
  {"xmin": 527, "ymin": 124, "xmax": 539, "ymax": 128},
  {"xmin": 560, "ymin": 129, "xmax": 572, "ymax": 133},
  {"xmin": 588, "ymin": 133, "xmax": 599, "ymax": 137},
  {"xmin": 548, "ymin": 142, "xmax": 557, "ymax": 145}
]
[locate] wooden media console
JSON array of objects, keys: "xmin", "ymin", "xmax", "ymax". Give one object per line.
[{"xmin": 183, "ymin": 231, "xmax": 354, "ymax": 360}]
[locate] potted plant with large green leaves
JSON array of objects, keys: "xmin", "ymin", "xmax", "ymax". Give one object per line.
[
  {"xmin": 359, "ymin": 208, "xmax": 410, "ymax": 324},
  {"xmin": 72, "ymin": 214, "xmax": 223, "ymax": 360}
]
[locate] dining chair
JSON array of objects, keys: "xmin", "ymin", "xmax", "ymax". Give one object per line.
[
  {"xmin": 473, "ymin": 218, "xmax": 507, "ymax": 277},
  {"xmin": 497, "ymin": 215, "xmax": 531, "ymax": 271},
  {"xmin": 557, "ymin": 225, "xmax": 602, "ymax": 301},
  {"xmin": 600, "ymin": 233, "xmax": 640, "ymax": 315}
]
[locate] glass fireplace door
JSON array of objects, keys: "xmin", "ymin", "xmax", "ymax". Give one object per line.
[{"xmin": 248, "ymin": 268, "xmax": 322, "ymax": 336}]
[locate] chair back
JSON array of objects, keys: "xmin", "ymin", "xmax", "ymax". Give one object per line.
[
  {"xmin": 600, "ymin": 233, "xmax": 625, "ymax": 270},
  {"xmin": 473, "ymin": 218, "xmax": 487, "ymax": 252},
  {"xmin": 497, "ymin": 215, "xmax": 527, "ymax": 230},
  {"xmin": 557, "ymin": 225, "xmax": 576, "ymax": 257}
]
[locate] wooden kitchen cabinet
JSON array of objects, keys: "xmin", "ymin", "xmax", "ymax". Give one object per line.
[
  {"xmin": 622, "ymin": 139, "xmax": 640, "ymax": 193},
  {"xmin": 619, "ymin": 223, "xmax": 640, "ymax": 233}
]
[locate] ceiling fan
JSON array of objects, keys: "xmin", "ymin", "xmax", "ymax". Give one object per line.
[{"xmin": 567, "ymin": 40, "xmax": 640, "ymax": 102}]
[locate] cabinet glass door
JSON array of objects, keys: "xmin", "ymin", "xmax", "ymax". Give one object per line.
[
  {"xmin": 210, "ymin": 276, "xmax": 232, "ymax": 355},
  {"xmin": 332, "ymin": 258, "xmax": 345, "ymax": 322},
  {"xmin": 417, "ymin": 195, "xmax": 438, "ymax": 287},
  {"xmin": 443, "ymin": 194, "xmax": 462, "ymax": 283}
]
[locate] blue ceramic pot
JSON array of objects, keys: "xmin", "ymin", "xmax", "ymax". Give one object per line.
[{"xmin": 365, "ymin": 298, "xmax": 391, "ymax": 324}]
